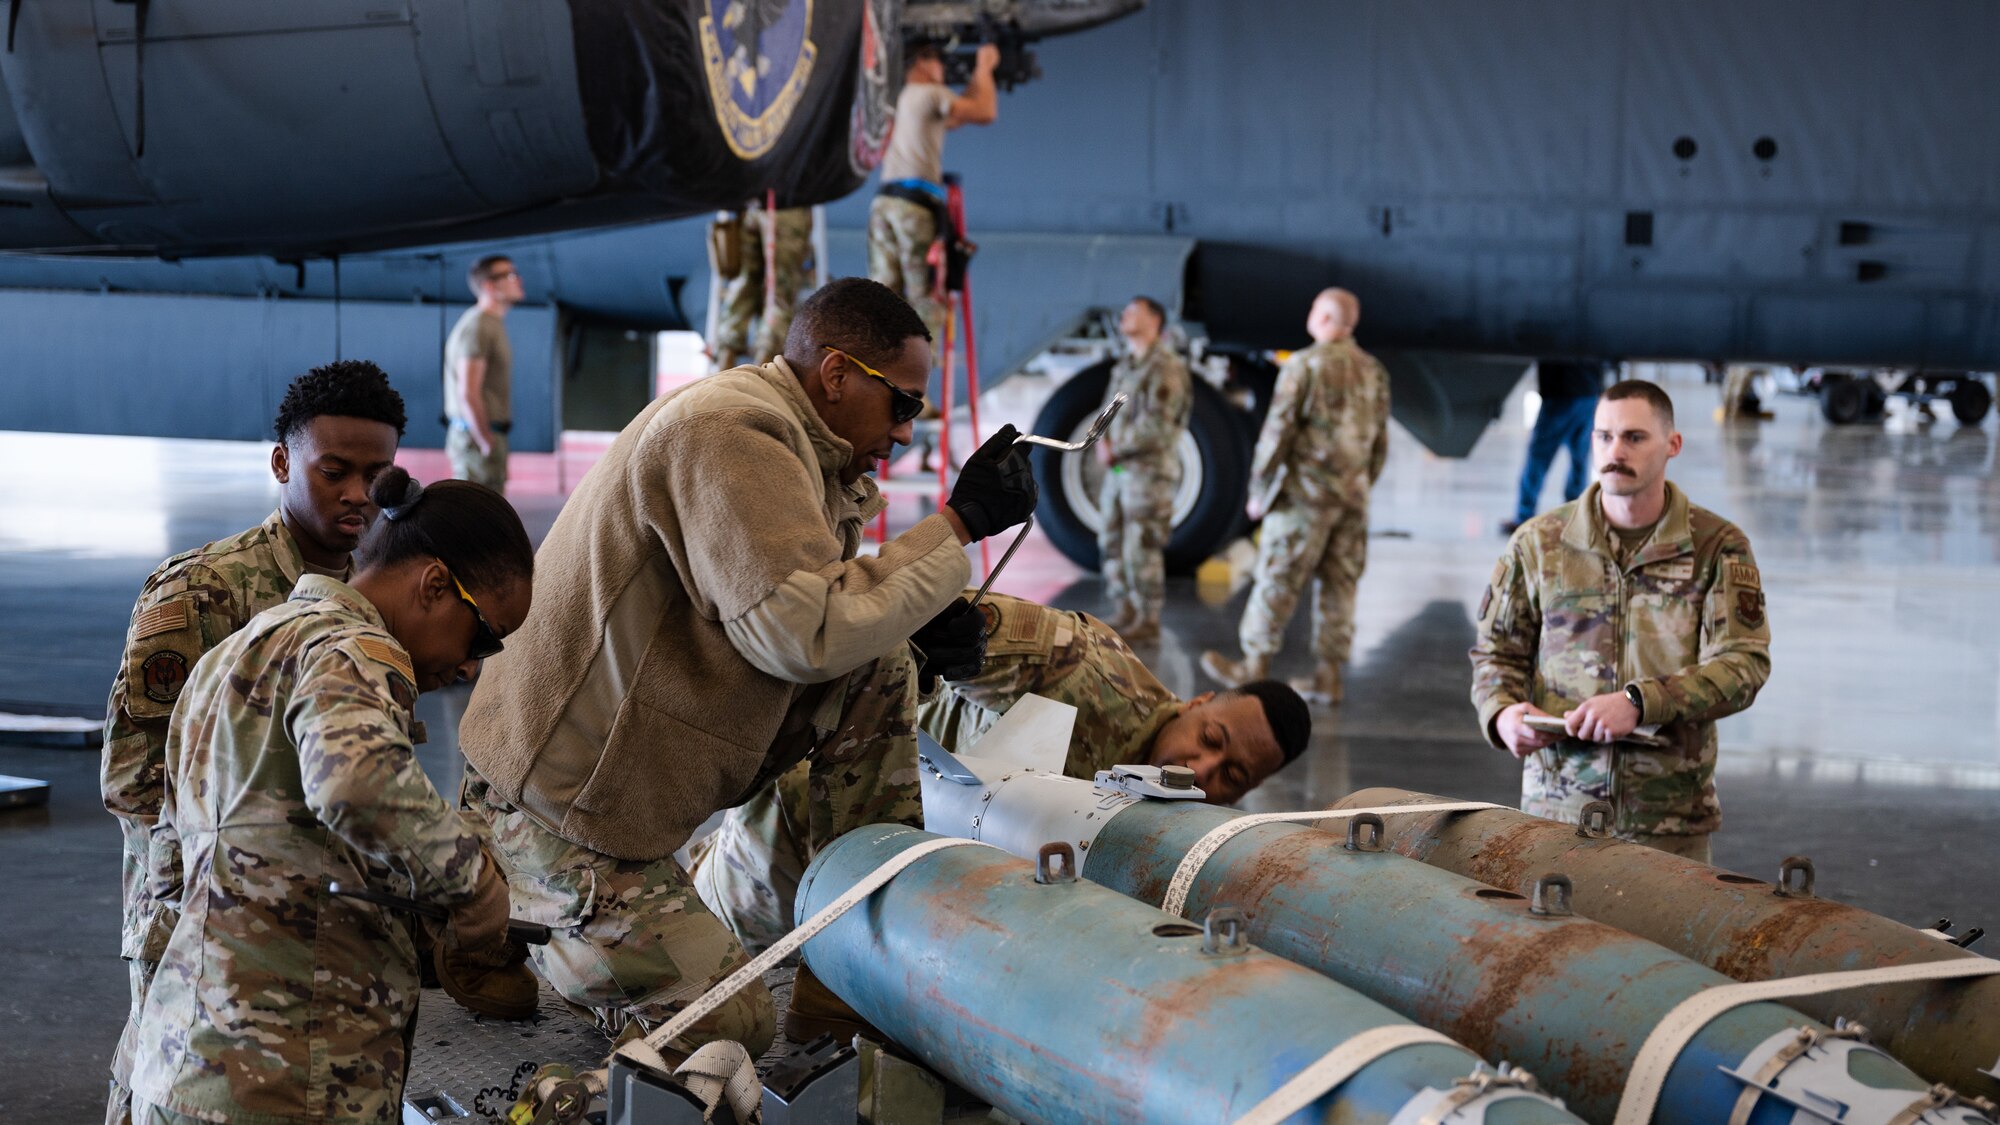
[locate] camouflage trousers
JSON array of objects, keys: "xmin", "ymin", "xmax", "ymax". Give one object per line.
[
  {"xmin": 1631, "ymin": 832, "xmax": 1713, "ymax": 863},
  {"xmin": 1721, "ymin": 365, "xmax": 1760, "ymax": 420},
  {"xmin": 867, "ymin": 195, "xmax": 944, "ymax": 347},
  {"xmin": 1240, "ymin": 499, "xmax": 1369, "ymax": 666},
  {"xmin": 1522, "ymin": 737, "xmax": 1719, "ymax": 841},
  {"xmin": 446, "ymin": 426, "xmax": 508, "ymax": 492},
  {"xmin": 106, "ymin": 961, "xmax": 146, "ymax": 1125},
  {"xmin": 108, "ymin": 816, "xmax": 179, "ymax": 1125},
  {"xmin": 689, "ymin": 647, "xmax": 925, "ymax": 956},
  {"xmin": 1097, "ymin": 462, "xmax": 1179, "ymax": 621},
  {"xmin": 463, "ymin": 766, "xmax": 776, "ymax": 1059},
  {"xmin": 713, "ymin": 206, "xmax": 814, "ymax": 367},
  {"xmin": 128, "ymin": 1099, "xmax": 205, "ymax": 1125},
  {"xmin": 1524, "ymin": 757, "xmax": 1715, "ymax": 864},
  {"xmin": 467, "ymin": 646, "xmax": 921, "ymax": 1053}
]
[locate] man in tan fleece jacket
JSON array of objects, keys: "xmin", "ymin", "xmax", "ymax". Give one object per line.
[{"xmin": 456, "ymin": 278, "xmax": 1037, "ymax": 1056}]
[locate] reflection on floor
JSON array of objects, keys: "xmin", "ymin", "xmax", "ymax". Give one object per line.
[{"xmin": 4, "ymin": 367, "xmax": 1997, "ymax": 1120}]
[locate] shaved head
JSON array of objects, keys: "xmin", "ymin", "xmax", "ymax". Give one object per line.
[{"xmin": 1308, "ymin": 288, "xmax": 1359, "ymax": 343}]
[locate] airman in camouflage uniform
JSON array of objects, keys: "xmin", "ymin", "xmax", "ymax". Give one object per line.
[
  {"xmin": 1203, "ymin": 289, "xmax": 1389, "ymax": 705},
  {"xmin": 867, "ymin": 41, "xmax": 1000, "ymax": 348},
  {"xmin": 713, "ymin": 202, "xmax": 815, "ymax": 369},
  {"xmin": 571, "ymin": 644, "xmax": 918, "ymax": 966},
  {"xmin": 465, "ymin": 644, "xmax": 919, "ymax": 1046},
  {"xmin": 1098, "ymin": 298, "xmax": 1193, "ymax": 640},
  {"xmin": 128, "ymin": 577, "xmax": 497, "ymax": 1125},
  {"xmin": 1469, "ymin": 382, "xmax": 1771, "ymax": 861},
  {"xmin": 692, "ymin": 593, "xmax": 1308, "ymax": 948},
  {"xmin": 102, "ymin": 511, "xmax": 309, "ymax": 1094},
  {"xmin": 103, "ymin": 362, "xmax": 405, "ymax": 1125},
  {"xmin": 867, "ymin": 196, "xmax": 945, "ymax": 347},
  {"xmin": 923, "ymin": 594, "xmax": 1181, "ymax": 779}
]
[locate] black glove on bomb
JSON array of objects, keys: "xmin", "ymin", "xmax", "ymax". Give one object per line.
[
  {"xmin": 947, "ymin": 424, "xmax": 1039, "ymax": 542},
  {"xmin": 911, "ymin": 597, "xmax": 987, "ymax": 692}
]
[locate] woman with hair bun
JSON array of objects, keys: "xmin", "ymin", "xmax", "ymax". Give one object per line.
[{"xmin": 128, "ymin": 468, "xmax": 536, "ymax": 1125}]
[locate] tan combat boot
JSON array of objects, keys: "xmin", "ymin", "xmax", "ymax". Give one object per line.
[
  {"xmin": 1122, "ymin": 616, "xmax": 1161, "ymax": 643},
  {"xmin": 1102, "ymin": 605, "xmax": 1138, "ymax": 633},
  {"xmin": 785, "ymin": 964, "xmax": 883, "ymax": 1044},
  {"xmin": 1199, "ymin": 650, "xmax": 1269, "ymax": 689},
  {"xmin": 1290, "ymin": 663, "xmax": 1343, "ymax": 706}
]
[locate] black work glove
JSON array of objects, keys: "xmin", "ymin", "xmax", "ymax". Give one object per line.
[
  {"xmin": 948, "ymin": 425, "xmax": 1038, "ymax": 542},
  {"xmin": 910, "ymin": 597, "xmax": 987, "ymax": 692}
]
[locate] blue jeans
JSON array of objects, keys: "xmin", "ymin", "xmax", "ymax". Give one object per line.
[{"xmin": 1515, "ymin": 394, "xmax": 1597, "ymax": 522}]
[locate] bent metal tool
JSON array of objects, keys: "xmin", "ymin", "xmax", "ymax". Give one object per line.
[
  {"xmin": 970, "ymin": 393, "xmax": 1127, "ymax": 610},
  {"xmin": 328, "ymin": 880, "xmax": 552, "ymax": 945}
]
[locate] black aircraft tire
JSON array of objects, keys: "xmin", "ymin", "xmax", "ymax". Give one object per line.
[
  {"xmin": 1029, "ymin": 363, "xmax": 1250, "ymax": 577},
  {"xmin": 1820, "ymin": 377, "xmax": 1867, "ymax": 425},
  {"xmin": 1950, "ymin": 378, "xmax": 1992, "ymax": 425}
]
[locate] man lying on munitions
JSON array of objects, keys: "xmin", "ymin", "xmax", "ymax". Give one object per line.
[{"xmin": 691, "ymin": 590, "xmax": 1311, "ymax": 1027}]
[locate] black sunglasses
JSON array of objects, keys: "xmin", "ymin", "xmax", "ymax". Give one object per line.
[
  {"xmin": 446, "ymin": 569, "xmax": 505, "ymax": 661},
  {"xmin": 825, "ymin": 346, "xmax": 926, "ymax": 424}
]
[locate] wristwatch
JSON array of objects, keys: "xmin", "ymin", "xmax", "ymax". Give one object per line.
[{"xmin": 1623, "ymin": 683, "xmax": 1645, "ymax": 722}]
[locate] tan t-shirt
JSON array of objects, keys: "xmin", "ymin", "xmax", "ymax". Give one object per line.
[
  {"xmin": 1611, "ymin": 517, "xmax": 1660, "ymax": 569},
  {"xmin": 880, "ymin": 82, "xmax": 956, "ymax": 184},
  {"xmin": 444, "ymin": 307, "xmax": 512, "ymax": 426}
]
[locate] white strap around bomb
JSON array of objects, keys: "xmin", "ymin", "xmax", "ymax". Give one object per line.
[
  {"xmin": 1161, "ymin": 802, "xmax": 1508, "ymax": 917},
  {"xmin": 1230, "ymin": 1025, "xmax": 1459, "ymax": 1125},
  {"xmin": 1612, "ymin": 957, "xmax": 2000, "ymax": 1125},
  {"xmin": 613, "ymin": 836, "xmax": 992, "ymax": 1077}
]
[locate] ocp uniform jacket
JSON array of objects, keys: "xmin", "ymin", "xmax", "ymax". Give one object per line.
[{"xmin": 1469, "ymin": 483, "xmax": 1771, "ymax": 836}]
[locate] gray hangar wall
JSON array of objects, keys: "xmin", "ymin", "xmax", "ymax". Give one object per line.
[{"xmin": 0, "ymin": 291, "xmax": 557, "ymax": 451}]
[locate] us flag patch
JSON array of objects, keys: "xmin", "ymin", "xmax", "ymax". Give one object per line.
[{"xmin": 133, "ymin": 601, "xmax": 190, "ymax": 641}]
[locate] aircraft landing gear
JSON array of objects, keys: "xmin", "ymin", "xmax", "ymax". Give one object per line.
[
  {"xmin": 1029, "ymin": 360, "xmax": 1251, "ymax": 575},
  {"xmin": 1949, "ymin": 377, "xmax": 1992, "ymax": 425},
  {"xmin": 1811, "ymin": 369, "xmax": 1992, "ymax": 426},
  {"xmin": 1816, "ymin": 373, "xmax": 1885, "ymax": 425}
]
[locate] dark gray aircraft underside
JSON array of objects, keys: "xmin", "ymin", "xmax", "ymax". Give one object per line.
[{"xmin": 0, "ymin": 0, "xmax": 1994, "ymax": 457}]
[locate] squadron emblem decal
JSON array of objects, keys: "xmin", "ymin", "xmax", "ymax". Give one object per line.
[
  {"xmin": 1735, "ymin": 589, "xmax": 1766, "ymax": 629},
  {"xmin": 141, "ymin": 650, "xmax": 189, "ymax": 704},
  {"xmin": 701, "ymin": 0, "xmax": 818, "ymax": 160},
  {"xmin": 847, "ymin": 0, "xmax": 896, "ymax": 175}
]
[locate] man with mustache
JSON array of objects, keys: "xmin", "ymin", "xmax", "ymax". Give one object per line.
[{"xmin": 1469, "ymin": 379, "xmax": 1771, "ymax": 862}]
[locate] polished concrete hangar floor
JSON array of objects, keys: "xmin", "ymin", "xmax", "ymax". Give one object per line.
[{"xmin": 3, "ymin": 366, "xmax": 1997, "ymax": 1120}]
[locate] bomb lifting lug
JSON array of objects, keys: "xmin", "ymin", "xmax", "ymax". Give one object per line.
[{"xmin": 1389, "ymin": 1062, "xmax": 1560, "ymax": 1124}]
